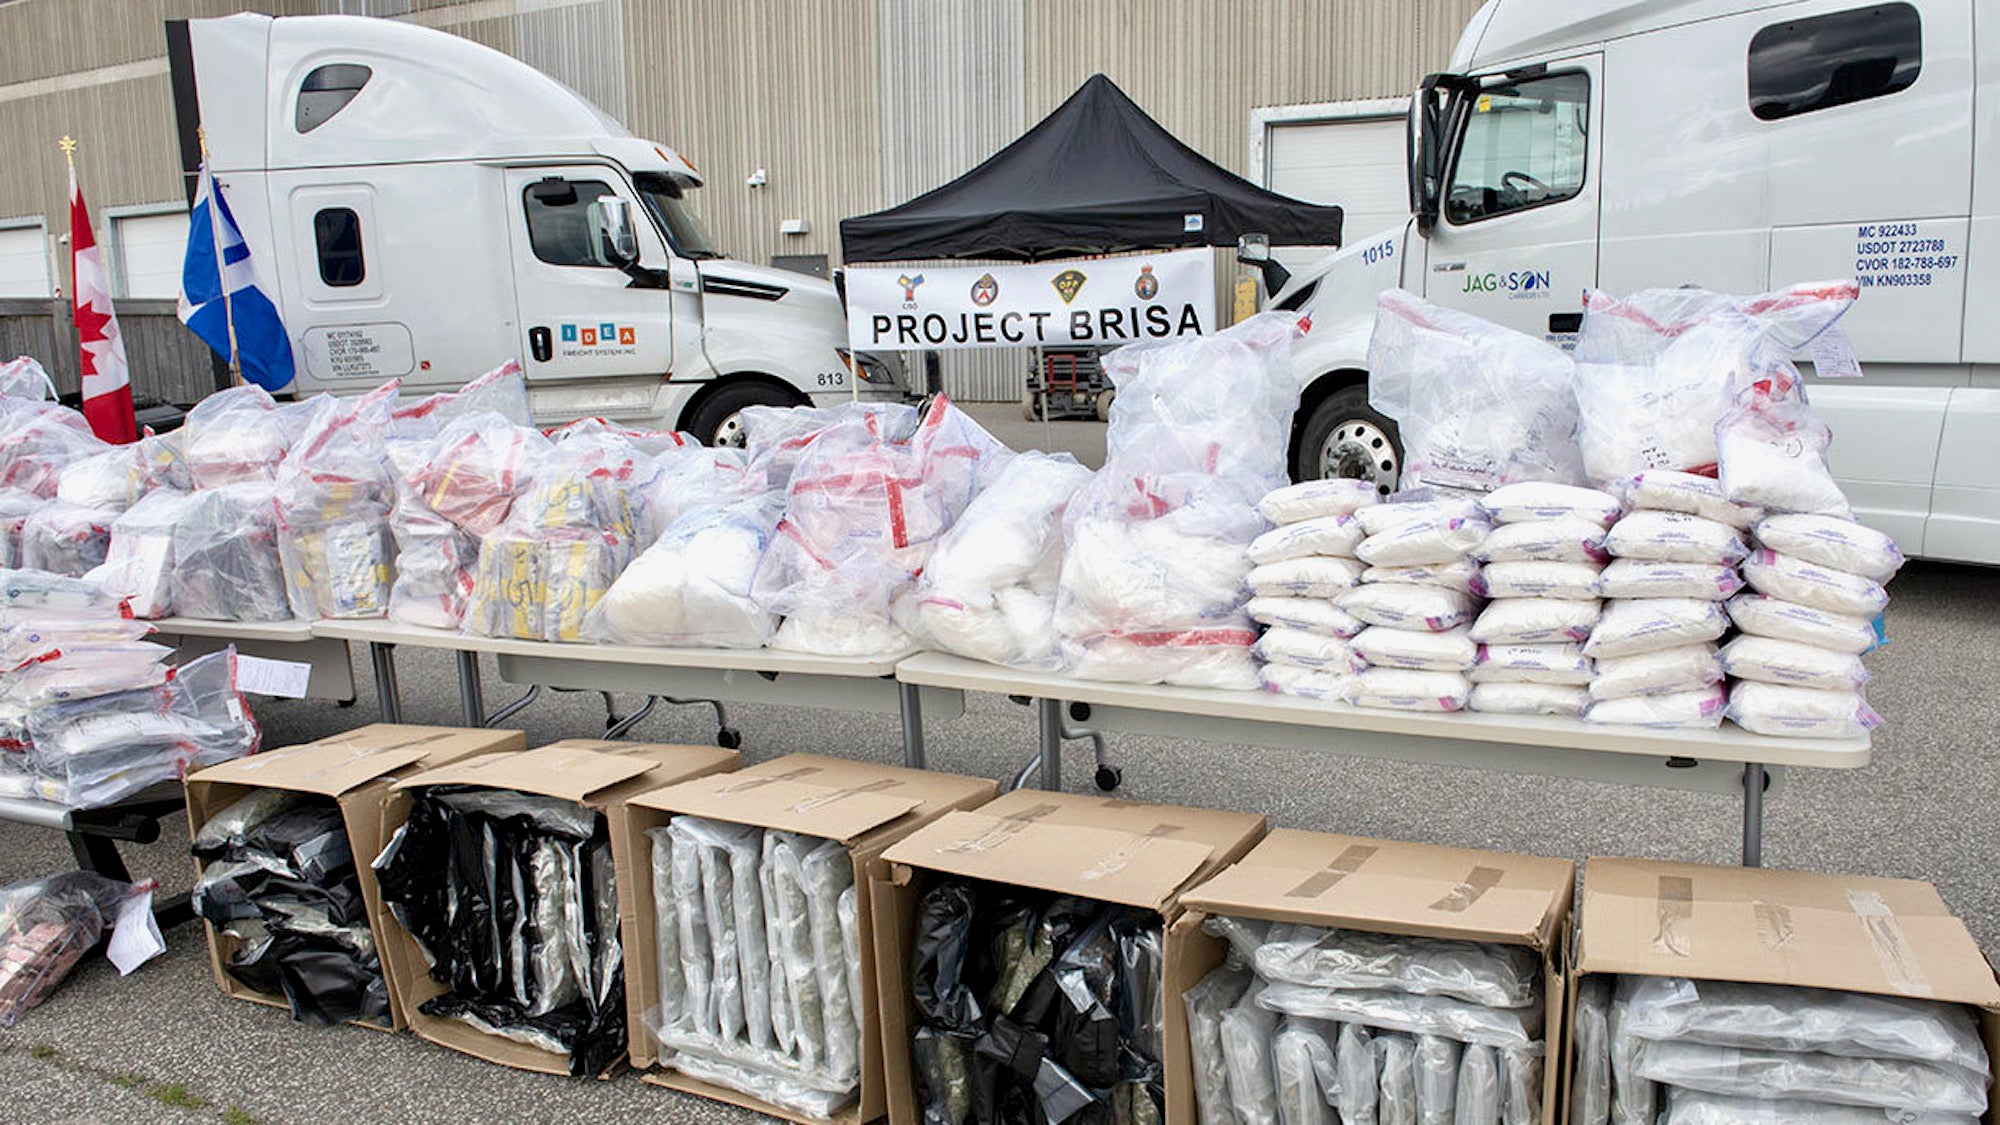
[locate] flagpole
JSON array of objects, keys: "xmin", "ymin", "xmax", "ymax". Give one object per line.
[{"xmin": 197, "ymin": 128, "xmax": 242, "ymax": 386}]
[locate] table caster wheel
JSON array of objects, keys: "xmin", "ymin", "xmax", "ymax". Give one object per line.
[
  {"xmin": 717, "ymin": 727, "xmax": 743, "ymax": 750},
  {"xmin": 1094, "ymin": 765, "xmax": 1122, "ymax": 792}
]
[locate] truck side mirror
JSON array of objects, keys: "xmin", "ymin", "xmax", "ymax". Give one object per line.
[
  {"xmin": 1236, "ymin": 233, "xmax": 1291, "ymax": 295},
  {"xmin": 1409, "ymin": 73, "xmax": 1466, "ymax": 237},
  {"xmin": 589, "ymin": 197, "xmax": 639, "ymax": 267}
]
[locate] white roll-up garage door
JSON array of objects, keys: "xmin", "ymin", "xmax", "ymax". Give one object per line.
[
  {"xmin": 112, "ymin": 210, "xmax": 191, "ymax": 299},
  {"xmin": 0, "ymin": 222, "xmax": 51, "ymax": 298},
  {"xmin": 1263, "ymin": 109, "xmax": 1410, "ymax": 274}
]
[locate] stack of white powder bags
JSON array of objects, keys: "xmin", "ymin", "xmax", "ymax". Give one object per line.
[
  {"xmin": 1581, "ymin": 472, "xmax": 1757, "ymax": 728},
  {"xmin": 1336, "ymin": 493, "xmax": 1490, "ymax": 712},
  {"xmin": 1463, "ymin": 483, "xmax": 1622, "ymax": 718},
  {"xmin": 1246, "ymin": 479, "xmax": 1378, "ymax": 701},
  {"xmin": 1723, "ymin": 515, "xmax": 1899, "ymax": 738}
]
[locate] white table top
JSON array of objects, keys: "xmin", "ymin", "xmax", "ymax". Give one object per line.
[
  {"xmin": 894, "ymin": 651, "xmax": 1871, "ymax": 770},
  {"xmin": 147, "ymin": 616, "xmax": 320, "ymax": 643},
  {"xmin": 310, "ymin": 618, "xmax": 914, "ymax": 679}
]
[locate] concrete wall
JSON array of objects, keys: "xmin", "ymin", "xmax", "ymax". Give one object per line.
[{"xmin": 0, "ymin": 0, "xmax": 1481, "ymax": 402}]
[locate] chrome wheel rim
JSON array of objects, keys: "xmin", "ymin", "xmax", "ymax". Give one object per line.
[
  {"xmin": 1319, "ymin": 418, "xmax": 1398, "ymax": 495},
  {"xmin": 712, "ymin": 410, "xmax": 749, "ymax": 448}
]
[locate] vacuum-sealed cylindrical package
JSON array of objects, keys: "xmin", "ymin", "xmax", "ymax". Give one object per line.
[
  {"xmin": 1415, "ymin": 1034, "xmax": 1462, "ymax": 1125},
  {"xmin": 1221, "ymin": 982, "xmax": 1282, "ymax": 1125},
  {"xmin": 1455, "ymin": 1043, "xmax": 1499, "ymax": 1125},
  {"xmin": 1338, "ymin": 1021, "xmax": 1380, "ymax": 1125},
  {"xmin": 1274, "ymin": 1018, "xmax": 1339, "ymax": 1125},
  {"xmin": 1379, "ymin": 1033, "xmax": 1419, "ymax": 1125},
  {"xmin": 1186, "ymin": 966, "xmax": 1253, "ymax": 1125}
]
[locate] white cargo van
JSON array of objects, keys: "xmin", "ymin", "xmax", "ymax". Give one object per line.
[
  {"xmin": 1265, "ymin": 0, "xmax": 1999, "ymax": 564},
  {"xmin": 166, "ymin": 13, "xmax": 911, "ymax": 444}
]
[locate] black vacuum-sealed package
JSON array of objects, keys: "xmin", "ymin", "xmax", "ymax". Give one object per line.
[
  {"xmin": 190, "ymin": 791, "xmax": 389, "ymax": 1026},
  {"xmin": 910, "ymin": 877, "xmax": 1165, "ymax": 1125},
  {"xmin": 372, "ymin": 786, "xmax": 624, "ymax": 1077}
]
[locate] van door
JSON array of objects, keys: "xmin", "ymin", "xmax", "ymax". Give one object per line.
[
  {"xmin": 502, "ymin": 166, "xmax": 675, "ymax": 416},
  {"xmin": 1422, "ymin": 58, "xmax": 1601, "ymax": 347}
]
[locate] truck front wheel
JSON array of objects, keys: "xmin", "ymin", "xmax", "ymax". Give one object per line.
[
  {"xmin": 686, "ymin": 381, "xmax": 803, "ymax": 448},
  {"xmin": 1293, "ymin": 384, "xmax": 1401, "ymax": 496}
]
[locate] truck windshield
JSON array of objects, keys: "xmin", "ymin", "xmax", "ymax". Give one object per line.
[{"xmin": 634, "ymin": 173, "xmax": 721, "ymax": 259}]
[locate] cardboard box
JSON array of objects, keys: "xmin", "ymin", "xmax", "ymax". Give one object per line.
[
  {"xmin": 184, "ymin": 723, "xmax": 527, "ymax": 1031},
  {"xmin": 376, "ymin": 738, "xmax": 740, "ymax": 1075},
  {"xmin": 1176, "ymin": 829, "xmax": 1574, "ymax": 1125},
  {"xmin": 1569, "ymin": 856, "xmax": 2000, "ymax": 1122},
  {"xmin": 876, "ymin": 789, "xmax": 1267, "ymax": 1125},
  {"xmin": 616, "ymin": 752, "xmax": 999, "ymax": 1124}
]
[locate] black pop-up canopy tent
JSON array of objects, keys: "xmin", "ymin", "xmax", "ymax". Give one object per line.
[{"xmin": 839, "ymin": 74, "xmax": 1344, "ymax": 263}]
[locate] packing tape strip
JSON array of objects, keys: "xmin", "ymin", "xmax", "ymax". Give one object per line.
[
  {"xmin": 1752, "ymin": 898, "xmax": 1795, "ymax": 951},
  {"xmin": 1848, "ymin": 889, "xmax": 1932, "ymax": 997},
  {"xmin": 1429, "ymin": 865, "xmax": 1505, "ymax": 913},
  {"xmin": 233, "ymin": 730, "xmax": 453, "ymax": 776},
  {"xmin": 1285, "ymin": 844, "xmax": 1380, "ymax": 898},
  {"xmin": 718, "ymin": 765, "xmax": 824, "ymax": 794},
  {"xmin": 1653, "ymin": 875, "xmax": 1694, "ymax": 958},
  {"xmin": 788, "ymin": 778, "xmax": 903, "ymax": 813},
  {"xmin": 1078, "ymin": 823, "xmax": 1185, "ymax": 882},
  {"xmin": 941, "ymin": 803, "xmax": 1059, "ymax": 855}
]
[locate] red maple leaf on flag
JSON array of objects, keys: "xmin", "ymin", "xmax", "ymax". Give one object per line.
[{"xmin": 73, "ymin": 297, "xmax": 114, "ymax": 378}]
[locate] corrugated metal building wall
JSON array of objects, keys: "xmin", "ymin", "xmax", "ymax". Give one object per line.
[{"xmin": 0, "ymin": 0, "xmax": 1479, "ymax": 401}]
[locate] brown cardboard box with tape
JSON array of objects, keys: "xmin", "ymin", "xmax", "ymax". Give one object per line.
[
  {"xmin": 1567, "ymin": 856, "xmax": 2000, "ymax": 1124},
  {"xmin": 183, "ymin": 723, "xmax": 528, "ymax": 1031},
  {"xmin": 875, "ymin": 788, "xmax": 1267, "ymax": 1125},
  {"xmin": 374, "ymin": 739, "xmax": 740, "ymax": 1076},
  {"xmin": 615, "ymin": 752, "xmax": 998, "ymax": 1125},
  {"xmin": 1175, "ymin": 829, "xmax": 1573, "ymax": 1125}
]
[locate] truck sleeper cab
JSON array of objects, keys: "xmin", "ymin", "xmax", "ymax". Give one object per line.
[
  {"xmin": 170, "ymin": 13, "xmax": 909, "ymax": 445},
  {"xmin": 1277, "ymin": 0, "xmax": 2000, "ymax": 564}
]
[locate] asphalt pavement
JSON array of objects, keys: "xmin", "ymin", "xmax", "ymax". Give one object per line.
[{"xmin": 0, "ymin": 405, "xmax": 1993, "ymax": 1124}]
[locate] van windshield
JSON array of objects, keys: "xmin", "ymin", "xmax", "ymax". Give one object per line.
[{"xmin": 634, "ymin": 173, "xmax": 721, "ymax": 259}]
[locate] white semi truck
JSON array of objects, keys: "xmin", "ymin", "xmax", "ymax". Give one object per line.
[
  {"xmin": 166, "ymin": 13, "xmax": 914, "ymax": 445},
  {"xmin": 1262, "ymin": 0, "xmax": 1999, "ymax": 564}
]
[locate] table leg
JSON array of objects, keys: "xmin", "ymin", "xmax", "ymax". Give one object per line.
[
  {"xmin": 368, "ymin": 641, "xmax": 403, "ymax": 723},
  {"xmin": 1036, "ymin": 698, "xmax": 1063, "ymax": 791},
  {"xmin": 455, "ymin": 651, "xmax": 486, "ymax": 727},
  {"xmin": 485, "ymin": 683, "xmax": 542, "ymax": 726},
  {"xmin": 67, "ymin": 831, "xmax": 131, "ymax": 882},
  {"xmin": 1742, "ymin": 763, "xmax": 1767, "ymax": 867},
  {"xmin": 898, "ymin": 681, "xmax": 927, "ymax": 770}
]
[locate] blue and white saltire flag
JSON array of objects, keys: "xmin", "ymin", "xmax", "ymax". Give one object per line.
[{"xmin": 180, "ymin": 162, "xmax": 296, "ymax": 391}]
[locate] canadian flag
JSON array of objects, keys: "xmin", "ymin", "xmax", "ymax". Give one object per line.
[{"xmin": 69, "ymin": 166, "xmax": 138, "ymax": 444}]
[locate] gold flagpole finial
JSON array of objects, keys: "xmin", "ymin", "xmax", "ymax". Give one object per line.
[{"xmin": 57, "ymin": 135, "xmax": 77, "ymax": 167}]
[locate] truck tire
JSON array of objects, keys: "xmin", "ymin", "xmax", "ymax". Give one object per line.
[
  {"xmin": 1293, "ymin": 383, "xmax": 1401, "ymax": 496},
  {"xmin": 687, "ymin": 381, "xmax": 800, "ymax": 448}
]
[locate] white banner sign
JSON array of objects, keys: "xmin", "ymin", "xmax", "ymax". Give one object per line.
[{"xmin": 845, "ymin": 248, "xmax": 1215, "ymax": 351}]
